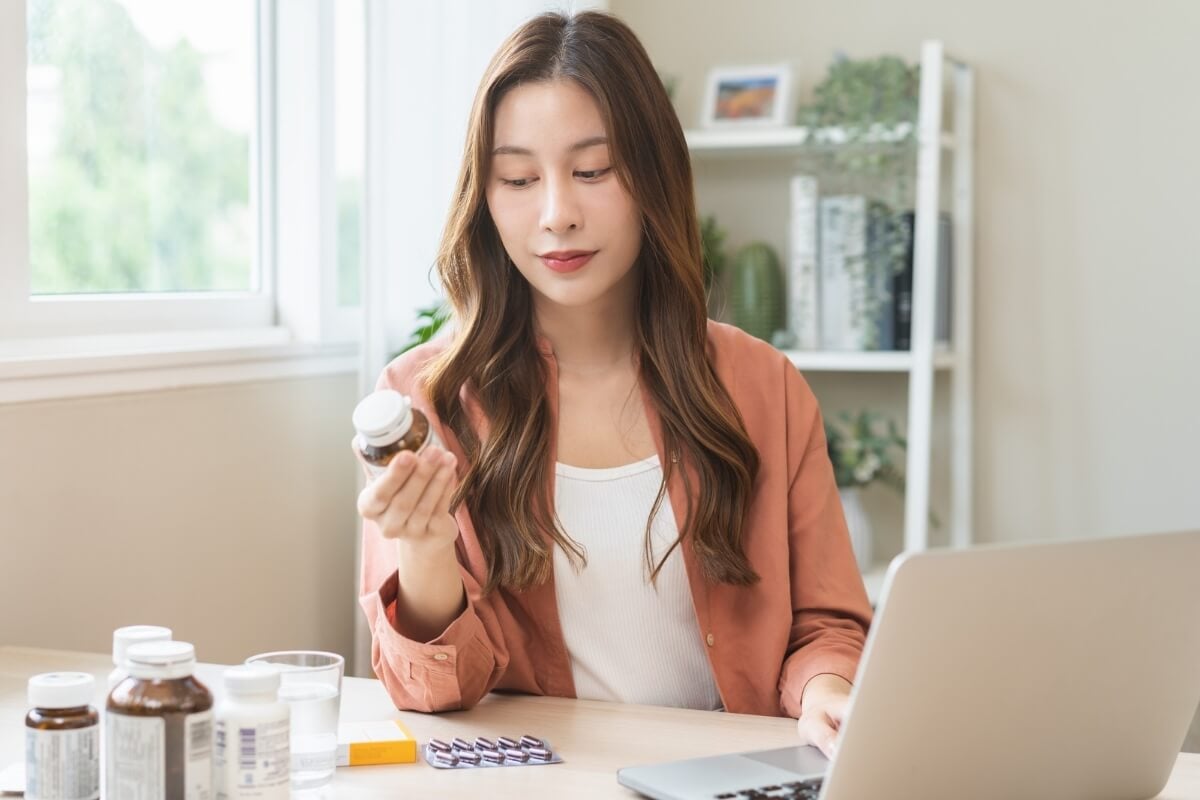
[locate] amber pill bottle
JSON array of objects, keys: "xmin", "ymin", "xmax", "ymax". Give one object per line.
[
  {"xmin": 106, "ymin": 641, "xmax": 213, "ymax": 800},
  {"xmin": 25, "ymin": 672, "xmax": 100, "ymax": 800},
  {"xmin": 353, "ymin": 390, "xmax": 445, "ymax": 478}
]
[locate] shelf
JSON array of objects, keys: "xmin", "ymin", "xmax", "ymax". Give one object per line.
[
  {"xmin": 781, "ymin": 348, "xmax": 954, "ymax": 373},
  {"xmin": 685, "ymin": 124, "xmax": 954, "ymax": 157}
]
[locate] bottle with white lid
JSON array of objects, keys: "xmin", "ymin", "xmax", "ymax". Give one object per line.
[
  {"xmin": 214, "ymin": 666, "xmax": 290, "ymax": 800},
  {"xmin": 353, "ymin": 389, "xmax": 445, "ymax": 477},
  {"xmin": 109, "ymin": 625, "xmax": 173, "ymax": 691},
  {"xmin": 25, "ymin": 672, "xmax": 100, "ymax": 800},
  {"xmin": 107, "ymin": 640, "xmax": 213, "ymax": 800}
]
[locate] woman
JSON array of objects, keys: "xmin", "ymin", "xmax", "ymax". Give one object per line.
[{"xmin": 356, "ymin": 10, "xmax": 871, "ymax": 759}]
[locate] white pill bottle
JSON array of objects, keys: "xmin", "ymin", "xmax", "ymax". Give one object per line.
[{"xmin": 214, "ymin": 666, "xmax": 291, "ymax": 800}]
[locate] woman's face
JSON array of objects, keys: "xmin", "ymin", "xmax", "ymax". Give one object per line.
[{"xmin": 485, "ymin": 79, "xmax": 643, "ymax": 315}]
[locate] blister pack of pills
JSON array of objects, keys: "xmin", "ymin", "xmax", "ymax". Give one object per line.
[{"xmin": 424, "ymin": 734, "xmax": 562, "ymax": 769}]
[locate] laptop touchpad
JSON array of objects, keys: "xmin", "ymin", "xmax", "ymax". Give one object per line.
[{"xmin": 742, "ymin": 745, "xmax": 829, "ymax": 777}]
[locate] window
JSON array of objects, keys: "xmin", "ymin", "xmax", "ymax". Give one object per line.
[
  {"xmin": 1, "ymin": 0, "xmax": 273, "ymax": 339},
  {"xmin": 0, "ymin": 0, "xmax": 364, "ymax": 401}
]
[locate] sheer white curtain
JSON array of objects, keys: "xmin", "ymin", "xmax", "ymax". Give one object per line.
[{"xmin": 355, "ymin": 0, "xmax": 607, "ymax": 675}]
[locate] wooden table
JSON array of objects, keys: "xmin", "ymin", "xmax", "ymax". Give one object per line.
[{"xmin": 2, "ymin": 647, "xmax": 1198, "ymax": 798}]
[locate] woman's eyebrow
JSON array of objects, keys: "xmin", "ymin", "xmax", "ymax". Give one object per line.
[{"xmin": 491, "ymin": 135, "xmax": 609, "ymax": 156}]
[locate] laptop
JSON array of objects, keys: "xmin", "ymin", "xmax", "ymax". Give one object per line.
[{"xmin": 617, "ymin": 529, "xmax": 1200, "ymax": 800}]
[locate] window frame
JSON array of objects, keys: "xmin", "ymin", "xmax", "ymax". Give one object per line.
[
  {"xmin": 2, "ymin": 0, "xmax": 278, "ymax": 338},
  {"xmin": 0, "ymin": 0, "xmax": 362, "ymax": 402}
]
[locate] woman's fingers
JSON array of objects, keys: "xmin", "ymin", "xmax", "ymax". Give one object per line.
[
  {"xmin": 797, "ymin": 714, "xmax": 839, "ymax": 760},
  {"xmin": 356, "ymin": 450, "xmax": 418, "ymax": 519},
  {"xmin": 386, "ymin": 447, "xmax": 444, "ymax": 522},
  {"xmin": 404, "ymin": 458, "xmax": 457, "ymax": 533},
  {"xmin": 358, "ymin": 447, "xmax": 459, "ymax": 542}
]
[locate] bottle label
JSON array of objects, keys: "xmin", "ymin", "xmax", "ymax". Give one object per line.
[
  {"xmin": 214, "ymin": 716, "xmax": 290, "ymax": 798},
  {"xmin": 25, "ymin": 726, "xmax": 100, "ymax": 800},
  {"xmin": 105, "ymin": 711, "xmax": 212, "ymax": 800},
  {"xmin": 184, "ymin": 711, "xmax": 213, "ymax": 800},
  {"xmin": 106, "ymin": 714, "xmax": 165, "ymax": 800}
]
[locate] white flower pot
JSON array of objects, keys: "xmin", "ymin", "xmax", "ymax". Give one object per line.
[{"xmin": 838, "ymin": 487, "xmax": 874, "ymax": 572}]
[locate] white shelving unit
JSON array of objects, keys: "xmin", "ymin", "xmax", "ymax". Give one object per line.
[{"xmin": 687, "ymin": 42, "xmax": 974, "ymax": 603}]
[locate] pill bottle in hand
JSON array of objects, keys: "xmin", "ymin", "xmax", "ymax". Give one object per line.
[{"xmin": 353, "ymin": 390, "xmax": 445, "ymax": 477}]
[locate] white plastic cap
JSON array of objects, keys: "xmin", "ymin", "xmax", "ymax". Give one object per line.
[
  {"xmin": 113, "ymin": 625, "xmax": 172, "ymax": 667},
  {"xmin": 28, "ymin": 672, "xmax": 95, "ymax": 709},
  {"xmin": 223, "ymin": 665, "xmax": 281, "ymax": 697},
  {"xmin": 352, "ymin": 390, "xmax": 413, "ymax": 447},
  {"xmin": 127, "ymin": 641, "xmax": 197, "ymax": 680}
]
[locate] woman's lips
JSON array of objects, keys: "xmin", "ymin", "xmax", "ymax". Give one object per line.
[{"xmin": 539, "ymin": 251, "xmax": 596, "ymax": 273}]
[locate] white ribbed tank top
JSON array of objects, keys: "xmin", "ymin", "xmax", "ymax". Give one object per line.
[{"xmin": 551, "ymin": 454, "xmax": 722, "ymax": 710}]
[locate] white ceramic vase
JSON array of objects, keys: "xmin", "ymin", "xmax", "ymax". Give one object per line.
[{"xmin": 838, "ymin": 486, "xmax": 874, "ymax": 571}]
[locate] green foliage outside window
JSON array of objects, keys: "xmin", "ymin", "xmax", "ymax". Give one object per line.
[{"xmin": 26, "ymin": 0, "xmax": 251, "ymax": 294}]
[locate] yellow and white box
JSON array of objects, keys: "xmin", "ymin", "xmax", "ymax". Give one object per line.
[{"xmin": 336, "ymin": 719, "xmax": 418, "ymax": 766}]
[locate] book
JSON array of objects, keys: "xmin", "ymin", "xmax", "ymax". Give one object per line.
[
  {"xmin": 787, "ymin": 175, "xmax": 820, "ymax": 350},
  {"xmin": 892, "ymin": 211, "xmax": 952, "ymax": 350},
  {"xmin": 820, "ymin": 196, "xmax": 894, "ymax": 351},
  {"xmin": 868, "ymin": 204, "xmax": 896, "ymax": 351}
]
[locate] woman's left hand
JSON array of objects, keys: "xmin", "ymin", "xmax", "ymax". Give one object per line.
[{"xmin": 796, "ymin": 674, "xmax": 853, "ymax": 759}]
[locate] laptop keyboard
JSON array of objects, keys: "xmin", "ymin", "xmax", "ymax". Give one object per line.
[{"xmin": 713, "ymin": 777, "xmax": 824, "ymax": 799}]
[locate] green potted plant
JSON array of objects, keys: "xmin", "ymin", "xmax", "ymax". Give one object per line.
[{"xmin": 824, "ymin": 409, "xmax": 907, "ymax": 570}]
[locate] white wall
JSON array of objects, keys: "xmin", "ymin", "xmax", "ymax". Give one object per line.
[
  {"xmin": 0, "ymin": 374, "xmax": 360, "ymax": 665},
  {"xmin": 610, "ymin": 0, "xmax": 1200, "ymax": 751},
  {"xmin": 611, "ymin": 0, "xmax": 1200, "ymax": 549}
]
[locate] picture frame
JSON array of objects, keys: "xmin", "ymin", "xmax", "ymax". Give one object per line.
[{"xmin": 700, "ymin": 64, "xmax": 792, "ymax": 128}]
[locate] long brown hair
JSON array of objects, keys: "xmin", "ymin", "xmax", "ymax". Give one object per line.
[{"xmin": 424, "ymin": 10, "xmax": 760, "ymax": 594}]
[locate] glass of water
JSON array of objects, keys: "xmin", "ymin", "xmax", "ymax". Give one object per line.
[{"xmin": 245, "ymin": 650, "xmax": 344, "ymax": 791}]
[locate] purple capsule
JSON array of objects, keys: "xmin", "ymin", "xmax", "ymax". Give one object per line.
[
  {"xmin": 474, "ymin": 736, "xmax": 495, "ymax": 751},
  {"xmin": 428, "ymin": 738, "xmax": 452, "ymax": 753},
  {"xmin": 451, "ymin": 737, "xmax": 472, "ymax": 751},
  {"xmin": 519, "ymin": 734, "xmax": 544, "ymax": 749},
  {"xmin": 503, "ymin": 747, "xmax": 529, "ymax": 763},
  {"xmin": 496, "ymin": 736, "xmax": 519, "ymax": 749},
  {"xmin": 457, "ymin": 751, "xmax": 482, "ymax": 766},
  {"xmin": 435, "ymin": 751, "xmax": 459, "ymax": 767},
  {"xmin": 528, "ymin": 746, "xmax": 553, "ymax": 761},
  {"xmin": 480, "ymin": 748, "xmax": 504, "ymax": 764}
]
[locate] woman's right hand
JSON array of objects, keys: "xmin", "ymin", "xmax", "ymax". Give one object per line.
[{"xmin": 355, "ymin": 444, "xmax": 461, "ymax": 552}]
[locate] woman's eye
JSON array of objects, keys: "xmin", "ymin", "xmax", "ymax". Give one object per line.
[{"xmin": 499, "ymin": 167, "xmax": 610, "ymax": 187}]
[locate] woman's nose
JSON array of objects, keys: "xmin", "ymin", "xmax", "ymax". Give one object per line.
[{"xmin": 539, "ymin": 174, "xmax": 583, "ymax": 233}]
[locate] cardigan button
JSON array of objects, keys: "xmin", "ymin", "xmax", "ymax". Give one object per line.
[{"xmin": 706, "ymin": 633, "xmax": 715, "ymax": 647}]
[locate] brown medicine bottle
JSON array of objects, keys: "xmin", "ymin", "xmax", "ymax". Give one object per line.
[
  {"xmin": 25, "ymin": 672, "xmax": 100, "ymax": 800},
  {"xmin": 353, "ymin": 389, "xmax": 444, "ymax": 478},
  {"xmin": 107, "ymin": 641, "xmax": 213, "ymax": 800}
]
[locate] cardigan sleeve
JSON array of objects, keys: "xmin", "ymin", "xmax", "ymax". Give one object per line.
[
  {"xmin": 358, "ymin": 534, "xmax": 510, "ymax": 712},
  {"xmin": 776, "ymin": 363, "xmax": 873, "ymax": 718}
]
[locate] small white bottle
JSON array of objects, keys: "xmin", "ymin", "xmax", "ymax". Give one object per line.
[
  {"xmin": 353, "ymin": 390, "xmax": 445, "ymax": 478},
  {"xmin": 108, "ymin": 625, "xmax": 172, "ymax": 691},
  {"xmin": 214, "ymin": 666, "xmax": 291, "ymax": 800}
]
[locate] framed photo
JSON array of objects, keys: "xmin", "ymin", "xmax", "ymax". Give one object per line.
[{"xmin": 701, "ymin": 64, "xmax": 791, "ymax": 128}]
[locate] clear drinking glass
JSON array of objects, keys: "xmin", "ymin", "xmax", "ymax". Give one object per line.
[{"xmin": 245, "ymin": 650, "xmax": 344, "ymax": 791}]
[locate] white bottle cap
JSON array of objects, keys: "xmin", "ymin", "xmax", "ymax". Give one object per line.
[
  {"xmin": 353, "ymin": 390, "xmax": 414, "ymax": 447},
  {"xmin": 223, "ymin": 665, "xmax": 281, "ymax": 697},
  {"xmin": 127, "ymin": 641, "xmax": 197, "ymax": 680},
  {"xmin": 28, "ymin": 672, "xmax": 95, "ymax": 710},
  {"xmin": 113, "ymin": 625, "xmax": 173, "ymax": 667}
]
